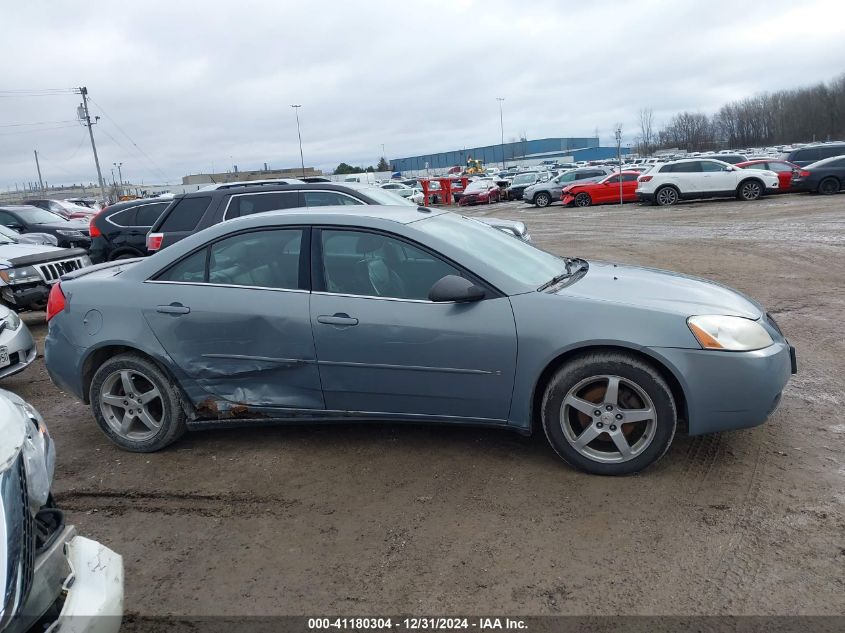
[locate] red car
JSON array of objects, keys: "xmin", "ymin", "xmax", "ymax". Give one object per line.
[
  {"xmin": 736, "ymin": 159, "xmax": 799, "ymax": 192},
  {"xmin": 457, "ymin": 179, "xmax": 501, "ymax": 206},
  {"xmin": 561, "ymin": 171, "xmax": 640, "ymax": 207}
]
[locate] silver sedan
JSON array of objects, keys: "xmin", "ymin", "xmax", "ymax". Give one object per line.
[{"xmin": 0, "ymin": 304, "xmax": 36, "ymax": 379}]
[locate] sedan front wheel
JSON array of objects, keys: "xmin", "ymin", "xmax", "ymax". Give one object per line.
[{"xmin": 541, "ymin": 352, "xmax": 677, "ymax": 475}]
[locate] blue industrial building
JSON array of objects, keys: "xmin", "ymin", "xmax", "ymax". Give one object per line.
[{"xmin": 390, "ymin": 137, "xmax": 630, "ymax": 172}]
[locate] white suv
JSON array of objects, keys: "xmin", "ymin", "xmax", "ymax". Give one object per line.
[{"xmin": 636, "ymin": 159, "xmax": 779, "ymax": 206}]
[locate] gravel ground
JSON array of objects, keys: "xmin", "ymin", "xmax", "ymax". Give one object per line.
[{"xmin": 6, "ymin": 192, "xmax": 844, "ymax": 617}]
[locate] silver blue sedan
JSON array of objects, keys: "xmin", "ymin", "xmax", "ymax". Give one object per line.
[{"xmin": 44, "ymin": 206, "xmax": 795, "ymax": 475}]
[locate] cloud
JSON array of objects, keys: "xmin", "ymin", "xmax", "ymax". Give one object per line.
[{"xmin": 1, "ymin": 0, "xmax": 844, "ymax": 189}]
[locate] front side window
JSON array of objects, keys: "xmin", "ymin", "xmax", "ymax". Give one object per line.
[
  {"xmin": 621, "ymin": 173, "xmax": 639, "ymax": 182},
  {"xmin": 557, "ymin": 172, "xmax": 576, "ymax": 183},
  {"xmin": 603, "ymin": 175, "xmax": 621, "ymax": 184},
  {"xmin": 303, "ymin": 191, "xmax": 364, "ymax": 207},
  {"xmin": 157, "ymin": 229, "xmax": 303, "ymax": 290},
  {"xmin": 321, "ymin": 229, "xmax": 459, "ymax": 300},
  {"xmin": 700, "ymin": 161, "xmax": 726, "ymax": 172},
  {"xmin": 226, "ymin": 192, "xmax": 300, "ymax": 218}
]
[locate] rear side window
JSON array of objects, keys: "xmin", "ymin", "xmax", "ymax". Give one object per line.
[
  {"xmin": 792, "ymin": 148, "xmax": 821, "ymax": 162},
  {"xmin": 225, "ymin": 192, "xmax": 300, "ymax": 219},
  {"xmin": 160, "ymin": 196, "xmax": 212, "ymax": 232},
  {"xmin": 136, "ymin": 202, "xmax": 169, "ymax": 227},
  {"xmin": 156, "ymin": 229, "xmax": 304, "ymax": 290},
  {"xmin": 109, "ymin": 208, "xmax": 138, "ymax": 226}
]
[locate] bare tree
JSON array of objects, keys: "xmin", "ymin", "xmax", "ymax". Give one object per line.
[{"xmin": 638, "ymin": 108, "xmax": 655, "ymax": 155}]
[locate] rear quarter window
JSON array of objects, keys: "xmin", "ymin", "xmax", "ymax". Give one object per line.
[
  {"xmin": 159, "ymin": 196, "xmax": 212, "ymax": 232},
  {"xmin": 108, "ymin": 208, "xmax": 137, "ymax": 226},
  {"xmin": 136, "ymin": 203, "xmax": 169, "ymax": 227}
]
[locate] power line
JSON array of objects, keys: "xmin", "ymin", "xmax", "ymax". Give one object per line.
[
  {"xmin": 87, "ymin": 96, "xmax": 170, "ymax": 182},
  {"xmin": 0, "ymin": 119, "xmax": 77, "ymax": 128},
  {"xmin": 0, "ymin": 123, "xmax": 79, "ymax": 136}
]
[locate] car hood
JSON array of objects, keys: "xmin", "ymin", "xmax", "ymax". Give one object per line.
[
  {"xmin": 0, "ymin": 389, "xmax": 26, "ymax": 471},
  {"xmin": 0, "ymin": 242, "xmax": 68, "ymax": 266},
  {"xmin": 557, "ymin": 261, "xmax": 763, "ymax": 318},
  {"xmin": 33, "ymin": 221, "xmax": 88, "ymax": 231}
]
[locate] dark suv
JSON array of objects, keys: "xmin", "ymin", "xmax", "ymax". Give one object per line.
[
  {"xmin": 147, "ymin": 182, "xmax": 530, "ymax": 252},
  {"xmin": 782, "ymin": 142, "xmax": 845, "ymax": 167},
  {"xmin": 88, "ymin": 197, "xmax": 172, "ymax": 263}
]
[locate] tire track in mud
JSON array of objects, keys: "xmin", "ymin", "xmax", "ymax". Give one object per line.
[{"xmin": 55, "ymin": 489, "xmax": 302, "ymax": 518}]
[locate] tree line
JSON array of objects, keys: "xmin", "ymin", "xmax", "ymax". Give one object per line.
[
  {"xmin": 636, "ymin": 73, "xmax": 845, "ymax": 154},
  {"xmin": 334, "ymin": 158, "xmax": 391, "ymax": 174}
]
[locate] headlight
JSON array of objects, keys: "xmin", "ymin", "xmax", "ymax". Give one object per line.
[
  {"xmin": 0, "ymin": 266, "xmax": 40, "ymax": 285},
  {"xmin": 19, "ymin": 400, "xmax": 55, "ymax": 510},
  {"xmin": 56, "ymin": 229, "xmax": 84, "ymax": 238},
  {"xmin": 687, "ymin": 315, "xmax": 773, "ymax": 351},
  {"xmin": 2, "ymin": 311, "xmax": 21, "ymax": 330}
]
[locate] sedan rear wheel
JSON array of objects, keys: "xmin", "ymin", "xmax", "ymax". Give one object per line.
[
  {"xmin": 818, "ymin": 177, "xmax": 840, "ymax": 195},
  {"xmin": 574, "ymin": 192, "xmax": 592, "ymax": 207},
  {"xmin": 535, "ymin": 192, "xmax": 552, "ymax": 208},
  {"xmin": 541, "ymin": 352, "xmax": 677, "ymax": 475},
  {"xmin": 90, "ymin": 353, "xmax": 187, "ymax": 452}
]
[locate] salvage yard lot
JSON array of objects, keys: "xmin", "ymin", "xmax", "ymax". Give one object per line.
[{"xmin": 8, "ymin": 193, "xmax": 844, "ymax": 616}]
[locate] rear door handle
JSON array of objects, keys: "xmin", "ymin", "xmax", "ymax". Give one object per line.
[
  {"xmin": 317, "ymin": 313, "xmax": 358, "ymax": 327},
  {"xmin": 157, "ymin": 303, "xmax": 191, "ymax": 315}
]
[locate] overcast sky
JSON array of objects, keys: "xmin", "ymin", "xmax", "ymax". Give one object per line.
[{"xmin": 1, "ymin": 0, "xmax": 844, "ymax": 189}]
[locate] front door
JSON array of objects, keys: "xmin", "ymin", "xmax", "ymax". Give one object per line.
[
  {"xmin": 310, "ymin": 228, "xmax": 518, "ymax": 421},
  {"xmin": 142, "ymin": 227, "xmax": 324, "ymax": 410}
]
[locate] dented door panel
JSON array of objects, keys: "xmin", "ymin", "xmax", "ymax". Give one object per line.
[{"xmin": 142, "ymin": 284, "xmax": 324, "ymax": 410}]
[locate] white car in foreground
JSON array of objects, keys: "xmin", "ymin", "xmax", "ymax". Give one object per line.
[
  {"xmin": 0, "ymin": 390, "xmax": 123, "ymax": 633},
  {"xmin": 636, "ymin": 158, "xmax": 780, "ymax": 206}
]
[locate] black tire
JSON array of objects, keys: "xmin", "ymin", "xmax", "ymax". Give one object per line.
[
  {"xmin": 573, "ymin": 192, "xmax": 592, "ymax": 207},
  {"xmin": 541, "ymin": 352, "xmax": 677, "ymax": 475},
  {"xmin": 818, "ymin": 177, "xmax": 840, "ymax": 195},
  {"xmin": 654, "ymin": 186, "xmax": 679, "ymax": 206},
  {"xmin": 737, "ymin": 179, "xmax": 763, "ymax": 201},
  {"xmin": 90, "ymin": 353, "xmax": 187, "ymax": 452},
  {"xmin": 535, "ymin": 192, "xmax": 552, "ymax": 208}
]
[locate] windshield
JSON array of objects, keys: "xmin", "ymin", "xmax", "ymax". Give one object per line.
[
  {"xmin": 15, "ymin": 207, "xmax": 65, "ymax": 224},
  {"xmin": 0, "ymin": 225, "xmax": 19, "ymax": 243},
  {"xmin": 360, "ymin": 187, "xmax": 416, "ymax": 206},
  {"xmin": 415, "ymin": 213, "xmax": 566, "ymax": 287},
  {"xmin": 465, "ymin": 180, "xmax": 492, "ymax": 192},
  {"xmin": 512, "ymin": 173, "xmax": 537, "ymax": 185}
]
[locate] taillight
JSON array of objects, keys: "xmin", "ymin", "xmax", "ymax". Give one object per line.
[
  {"xmin": 46, "ymin": 283, "xmax": 66, "ymax": 322},
  {"xmin": 147, "ymin": 233, "xmax": 164, "ymax": 251},
  {"xmin": 638, "ymin": 175, "xmax": 653, "ymax": 182},
  {"xmin": 798, "ymin": 170, "xmax": 810, "ymax": 178},
  {"xmin": 89, "ymin": 207, "xmax": 107, "ymax": 238}
]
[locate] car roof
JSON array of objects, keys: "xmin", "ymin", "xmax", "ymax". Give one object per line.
[
  {"xmin": 182, "ymin": 181, "xmax": 380, "ymax": 198},
  {"xmin": 103, "ymin": 198, "xmax": 172, "ymax": 213},
  {"xmin": 233, "ymin": 204, "xmax": 443, "ymax": 226},
  {"xmin": 0, "ymin": 205, "xmax": 41, "ymax": 212}
]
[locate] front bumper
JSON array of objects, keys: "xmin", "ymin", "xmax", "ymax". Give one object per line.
[
  {"xmin": 11, "ymin": 527, "xmax": 123, "ymax": 633},
  {"xmin": 1, "ymin": 283, "xmax": 50, "ymax": 311},
  {"xmin": 0, "ymin": 321, "xmax": 37, "ymax": 379},
  {"xmin": 647, "ymin": 341, "xmax": 794, "ymax": 435}
]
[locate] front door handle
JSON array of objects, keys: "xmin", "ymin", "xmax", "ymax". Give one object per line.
[
  {"xmin": 157, "ymin": 303, "xmax": 191, "ymax": 315},
  {"xmin": 317, "ymin": 313, "xmax": 358, "ymax": 327}
]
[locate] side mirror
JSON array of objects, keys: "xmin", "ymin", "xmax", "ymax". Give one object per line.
[{"xmin": 428, "ymin": 275, "xmax": 485, "ymax": 303}]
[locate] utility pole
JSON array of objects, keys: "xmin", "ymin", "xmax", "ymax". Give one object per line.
[
  {"xmin": 290, "ymin": 104, "xmax": 305, "ymax": 177},
  {"xmin": 113, "ymin": 162, "xmax": 123, "ymax": 197},
  {"xmin": 615, "ymin": 126, "xmax": 623, "ymax": 206},
  {"xmin": 34, "ymin": 150, "xmax": 44, "ymax": 193},
  {"xmin": 75, "ymin": 86, "xmax": 107, "ymax": 202},
  {"xmin": 496, "ymin": 97, "xmax": 505, "ymax": 169}
]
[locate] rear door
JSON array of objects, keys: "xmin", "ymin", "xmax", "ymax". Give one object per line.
[
  {"xmin": 142, "ymin": 227, "xmax": 324, "ymax": 411},
  {"xmin": 673, "ymin": 161, "xmax": 703, "ymax": 194},
  {"xmin": 310, "ymin": 227, "xmax": 518, "ymax": 421}
]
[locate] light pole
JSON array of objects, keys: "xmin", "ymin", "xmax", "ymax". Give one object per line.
[
  {"xmin": 113, "ymin": 162, "xmax": 123, "ymax": 185},
  {"xmin": 615, "ymin": 126, "xmax": 623, "ymax": 205},
  {"xmin": 290, "ymin": 104, "xmax": 305, "ymax": 177},
  {"xmin": 496, "ymin": 97, "xmax": 505, "ymax": 169}
]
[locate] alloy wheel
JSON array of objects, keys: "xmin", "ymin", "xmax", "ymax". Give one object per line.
[
  {"xmin": 656, "ymin": 187, "xmax": 678, "ymax": 205},
  {"xmin": 741, "ymin": 181, "xmax": 762, "ymax": 200},
  {"xmin": 574, "ymin": 193, "xmax": 591, "ymax": 207},
  {"xmin": 99, "ymin": 369, "xmax": 163, "ymax": 441},
  {"xmin": 559, "ymin": 374, "xmax": 657, "ymax": 463}
]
